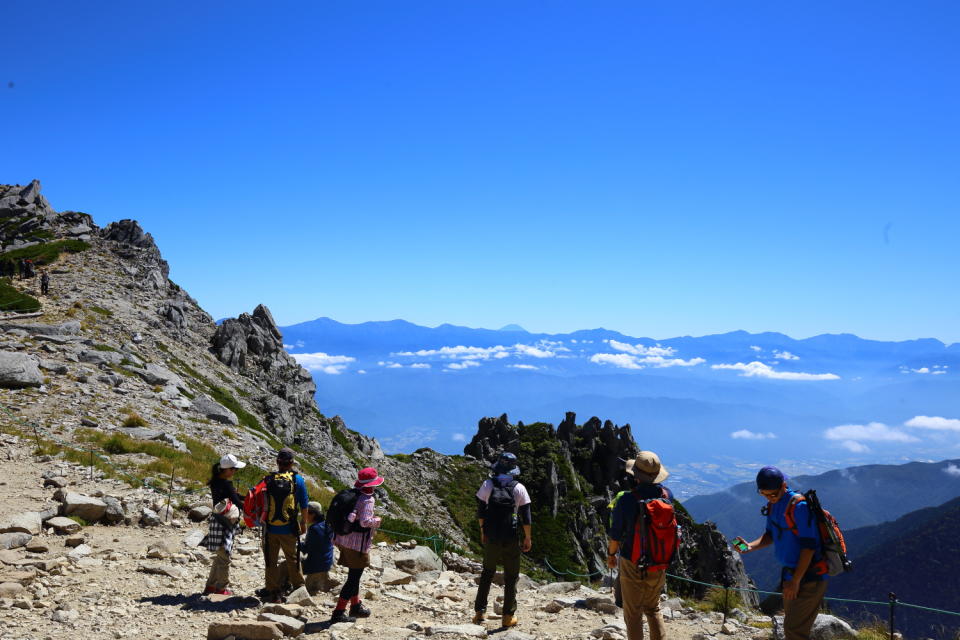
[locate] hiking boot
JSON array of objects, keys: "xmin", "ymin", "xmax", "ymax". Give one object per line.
[
  {"xmin": 472, "ymin": 611, "xmax": 485, "ymax": 625},
  {"xmin": 330, "ymin": 609, "xmax": 357, "ymax": 624},
  {"xmin": 262, "ymin": 591, "xmax": 283, "ymax": 604},
  {"xmin": 502, "ymin": 614, "xmax": 518, "ymax": 628},
  {"xmin": 349, "ymin": 603, "xmax": 371, "ymax": 618},
  {"xmin": 215, "ymin": 588, "xmax": 234, "ymax": 596},
  {"xmin": 203, "ymin": 585, "xmax": 217, "ymax": 595}
]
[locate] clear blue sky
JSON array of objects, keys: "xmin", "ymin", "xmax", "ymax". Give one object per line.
[{"xmin": 3, "ymin": 1, "xmax": 958, "ymax": 342}]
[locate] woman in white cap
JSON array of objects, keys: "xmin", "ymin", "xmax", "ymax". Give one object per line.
[{"xmin": 201, "ymin": 453, "xmax": 247, "ymax": 595}]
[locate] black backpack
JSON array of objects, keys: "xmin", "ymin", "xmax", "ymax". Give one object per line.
[
  {"xmin": 327, "ymin": 488, "xmax": 368, "ymax": 536},
  {"xmin": 265, "ymin": 471, "xmax": 299, "ymax": 527},
  {"xmin": 483, "ymin": 477, "xmax": 519, "ymax": 541}
]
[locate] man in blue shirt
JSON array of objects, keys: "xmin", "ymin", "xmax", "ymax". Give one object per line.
[
  {"xmin": 263, "ymin": 447, "xmax": 309, "ymax": 602},
  {"xmin": 735, "ymin": 467, "xmax": 827, "ymax": 640}
]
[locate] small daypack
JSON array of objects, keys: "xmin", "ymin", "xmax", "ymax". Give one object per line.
[
  {"xmin": 484, "ymin": 477, "xmax": 519, "ymax": 542},
  {"xmin": 243, "ymin": 480, "xmax": 267, "ymax": 527},
  {"xmin": 265, "ymin": 471, "xmax": 299, "ymax": 527},
  {"xmin": 607, "ymin": 490, "xmax": 628, "ymax": 530},
  {"xmin": 783, "ymin": 489, "xmax": 852, "ymax": 576},
  {"xmin": 630, "ymin": 487, "xmax": 680, "ymax": 573},
  {"xmin": 327, "ymin": 488, "xmax": 368, "ymax": 536}
]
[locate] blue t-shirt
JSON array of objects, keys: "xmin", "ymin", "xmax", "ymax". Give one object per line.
[
  {"xmin": 266, "ymin": 473, "xmax": 309, "ymax": 535},
  {"xmin": 765, "ymin": 489, "xmax": 825, "ymax": 581},
  {"xmin": 301, "ymin": 521, "xmax": 334, "ymax": 573}
]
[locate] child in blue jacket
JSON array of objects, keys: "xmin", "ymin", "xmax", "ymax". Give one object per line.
[{"xmin": 301, "ymin": 501, "xmax": 337, "ymax": 595}]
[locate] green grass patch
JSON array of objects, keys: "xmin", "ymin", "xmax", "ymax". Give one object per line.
[
  {"xmin": 0, "ymin": 239, "xmax": 91, "ymax": 266},
  {"xmin": 435, "ymin": 457, "xmax": 488, "ymax": 555},
  {"xmin": 121, "ymin": 413, "xmax": 148, "ymax": 428},
  {"xmin": 88, "ymin": 305, "xmax": 113, "ymax": 316},
  {"xmin": 93, "ymin": 343, "xmax": 117, "ymax": 352},
  {"xmin": 0, "ymin": 278, "xmax": 40, "ymax": 312},
  {"xmin": 67, "ymin": 515, "xmax": 90, "ymax": 527}
]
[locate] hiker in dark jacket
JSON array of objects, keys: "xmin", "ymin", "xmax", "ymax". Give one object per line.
[
  {"xmin": 202, "ymin": 453, "xmax": 247, "ymax": 595},
  {"xmin": 40, "ymin": 271, "xmax": 50, "ymax": 295},
  {"xmin": 473, "ymin": 452, "xmax": 532, "ymax": 629},
  {"xmin": 607, "ymin": 451, "xmax": 674, "ymax": 640},
  {"xmin": 301, "ymin": 501, "xmax": 337, "ymax": 595},
  {"xmin": 735, "ymin": 466, "xmax": 827, "ymax": 640}
]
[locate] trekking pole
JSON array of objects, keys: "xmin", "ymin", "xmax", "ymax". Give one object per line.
[
  {"xmin": 888, "ymin": 592, "xmax": 897, "ymax": 640},
  {"xmin": 165, "ymin": 464, "xmax": 176, "ymax": 519},
  {"xmin": 31, "ymin": 423, "xmax": 42, "ymax": 454}
]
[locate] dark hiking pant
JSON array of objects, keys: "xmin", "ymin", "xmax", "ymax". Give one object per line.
[{"xmin": 474, "ymin": 538, "xmax": 521, "ymax": 616}]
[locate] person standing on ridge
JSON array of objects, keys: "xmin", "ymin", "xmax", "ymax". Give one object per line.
[
  {"xmin": 201, "ymin": 453, "xmax": 247, "ymax": 595},
  {"xmin": 262, "ymin": 447, "xmax": 309, "ymax": 603},
  {"xmin": 330, "ymin": 467, "xmax": 384, "ymax": 623},
  {"xmin": 735, "ymin": 467, "xmax": 828, "ymax": 640},
  {"xmin": 473, "ymin": 451, "xmax": 532, "ymax": 629},
  {"xmin": 607, "ymin": 451, "xmax": 677, "ymax": 640},
  {"xmin": 40, "ymin": 270, "xmax": 50, "ymax": 295}
]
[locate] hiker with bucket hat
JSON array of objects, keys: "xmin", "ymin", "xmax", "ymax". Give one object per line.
[
  {"xmin": 734, "ymin": 466, "xmax": 828, "ymax": 640},
  {"xmin": 473, "ymin": 451, "xmax": 532, "ymax": 629},
  {"xmin": 607, "ymin": 451, "xmax": 677, "ymax": 640},
  {"xmin": 329, "ymin": 467, "xmax": 383, "ymax": 623},
  {"xmin": 201, "ymin": 453, "xmax": 247, "ymax": 595}
]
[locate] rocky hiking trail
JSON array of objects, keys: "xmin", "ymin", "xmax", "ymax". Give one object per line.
[{"xmin": 0, "ymin": 433, "xmax": 794, "ymax": 640}]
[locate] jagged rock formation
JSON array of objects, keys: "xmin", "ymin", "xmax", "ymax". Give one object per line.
[
  {"xmin": 0, "ymin": 180, "xmax": 94, "ymax": 251},
  {"xmin": 464, "ymin": 412, "xmax": 757, "ymax": 604}
]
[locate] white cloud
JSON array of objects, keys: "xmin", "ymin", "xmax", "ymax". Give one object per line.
[
  {"xmin": 608, "ymin": 340, "xmax": 677, "ymax": 357},
  {"xmin": 357, "ymin": 369, "xmax": 367, "ymax": 374},
  {"xmin": 410, "ymin": 363, "xmax": 431, "ymax": 369},
  {"xmin": 380, "ymin": 428, "xmax": 438, "ymax": 453},
  {"xmin": 944, "ymin": 464, "xmax": 960, "ymax": 478},
  {"xmin": 446, "ymin": 361, "xmax": 480, "ymax": 370},
  {"xmin": 824, "ymin": 422, "xmax": 919, "ymax": 445},
  {"xmin": 293, "ymin": 352, "xmax": 356, "ymax": 375},
  {"xmin": 514, "ymin": 344, "xmax": 555, "ymax": 358},
  {"xmin": 905, "ymin": 416, "xmax": 960, "ymax": 432},
  {"xmin": 773, "ymin": 350, "xmax": 799, "ymax": 360},
  {"xmin": 508, "ymin": 364, "xmax": 539, "ymax": 370},
  {"xmin": 900, "ymin": 365, "xmax": 949, "ymax": 375},
  {"xmin": 591, "ymin": 352, "xmax": 705, "ymax": 370},
  {"xmin": 590, "ymin": 353, "xmax": 645, "ymax": 370},
  {"xmin": 749, "ymin": 345, "xmax": 762, "ymax": 352},
  {"xmin": 711, "ymin": 361, "xmax": 839, "ymax": 381},
  {"xmin": 840, "ymin": 440, "xmax": 870, "ymax": 453},
  {"xmin": 394, "ymin": 345, "xmax": 508, "ymax": 359},
  {"xmin": 377, "ymin": 361, "xmax": 403, "ymax": 369},
  {"xmin": 451, "ymin": 433, "xmax": 467, "ymax": 443},
  {"xmin": 731, "ymin": 429, "xmax": 777, "ymax": 440}
]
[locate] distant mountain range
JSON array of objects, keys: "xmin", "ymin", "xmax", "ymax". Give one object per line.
[{"xmin": 279, "ymin": 316, "xmax": 960, "ymax": 496}]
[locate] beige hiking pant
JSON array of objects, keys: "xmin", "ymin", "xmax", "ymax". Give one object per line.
[{"xmin": 619, "ymin": 557, "xmax": 666, "ymax": 640}]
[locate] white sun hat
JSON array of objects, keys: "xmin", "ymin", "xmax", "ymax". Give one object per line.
[{"xmin": 219, "ymin": 453, "xmax": 247, "ymax": 470}]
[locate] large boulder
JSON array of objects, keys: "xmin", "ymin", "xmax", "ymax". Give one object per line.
[
  {"xmin": 60, "ymin": 493, "xmax": 108, "ymax": 523},
  {"xmin": 0, "ymin": 353, "xmax": 42, "ymax": 389},
  {"xmin": 394, "ymin": 546, "xmax": 442, "ymax": 575},
  {"xmin": 0, "ymin": 512, "xmax": 43, "ymax": 535},
  {"xmin": 0, "ymin": 532, "xmax": 32, "ymax": 550},
  {"xmin": 45, "ymin": 516, "xmax": 82, "ymax": 534},
  {"xmin": 207, "ymin": 621, "xmax": 282, "ymax": 640},
  {"xmin": 191, "ymin": 395, "xmax": 239, "ymax": 426},
  {"xmin": 773, "ymin": 614, "xmax": 858, "ymax": 640},
  {"xmin": 257, "ymin": 612, "xmax": 305, "ymax": 637}
]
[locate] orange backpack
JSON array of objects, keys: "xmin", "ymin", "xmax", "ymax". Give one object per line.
[{"xmin": 783, "ymin": 489, "xmax": 852, "ymax": 576}]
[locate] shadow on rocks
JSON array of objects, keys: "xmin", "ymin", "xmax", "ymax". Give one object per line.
[{"xmin": 138, "ymin": 593, "xmax": 262, "ymax": 612}]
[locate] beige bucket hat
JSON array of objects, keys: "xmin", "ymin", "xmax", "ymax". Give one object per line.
[{"xmin": 625, "ymin": 450, "xmax": 669, "ymax": 483}]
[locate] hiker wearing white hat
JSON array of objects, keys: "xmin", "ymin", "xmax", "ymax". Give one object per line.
[{"xmin": 201, "ymin": 453, "xmax": 247, "ymax": 595}]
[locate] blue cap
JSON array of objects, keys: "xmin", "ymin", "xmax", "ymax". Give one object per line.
[
  {"xmin": 756, "ymin": 466, "xmax": 786, "ymax": 490},
  {"xmin": 492, "ymin": 452, "xmax": 520, "ymax": 477}
]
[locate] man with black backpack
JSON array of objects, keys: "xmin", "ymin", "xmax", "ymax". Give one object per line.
[
  {"xmin": 607, "ymin": 451, "xmax": 678, "ymax": 640},
  {"xmin": 734, "ymin": 467, "xmax": 829, "ymax": 640},
  {"xmin": 473, "ymin": 452, "xmax": 532, "ymax": 629},
  {"xmin": 262, "ymin": 447, "xmax": 309, "ymax": 603}
]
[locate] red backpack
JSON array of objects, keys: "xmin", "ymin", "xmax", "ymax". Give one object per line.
[
  {"xmin": 243, "ymin": 480, "xmax": 267, "ymax": 528},
  {"xmin": 630, "ymin": 488, "xmax": 680, "ymax": 572}
]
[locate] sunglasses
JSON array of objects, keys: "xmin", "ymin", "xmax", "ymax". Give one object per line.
[{"xmin": 758, "ymin": 488, "xmax": 782, "ymax": 498}]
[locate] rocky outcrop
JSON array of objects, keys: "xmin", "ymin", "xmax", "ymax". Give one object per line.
[
  {"xmin": 0, "ymin": 352, "xmax": 43, "ymax": 389},
  {"xmin": 210, "ymin": 304, "xmax": 318, "ymax": 440},
  {"xmin": 464, "ymin": 413, "xmax": 756, "ymax": 604},
  {"xmin": 0, "ymin": 180, "xmax": 95, "ymax": 251}
]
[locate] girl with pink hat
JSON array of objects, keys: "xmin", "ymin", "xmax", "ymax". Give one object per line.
[{"xmin": 330, "ymin": 467, "xmax": 383, "ymax": 623}]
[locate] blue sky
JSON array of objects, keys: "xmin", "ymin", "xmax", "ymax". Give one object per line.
[{"xmin": 3, "ymin": 1, "xmax": 959, "ymax": 342}]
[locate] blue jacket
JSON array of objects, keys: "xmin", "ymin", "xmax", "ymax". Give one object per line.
[
  {"xmin": 301, "ymin": 520, "xmax": 334, "ymax": 574},
  {"xmin": 607, "ymin": 483, "xmax": 673, "ymax": 560},
  {"xmin": 765, "ymin": 489, "xmax": 825, "ymax": 582}
]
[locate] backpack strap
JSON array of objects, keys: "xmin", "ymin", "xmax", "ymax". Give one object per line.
[{"xmin": 783, "ymin": 494, "xmax": 806, "ymax": 538}]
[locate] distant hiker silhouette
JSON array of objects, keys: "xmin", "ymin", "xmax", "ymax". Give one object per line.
[
  {"xmin": 474, "ymin": 451, "xmax": 532, "ymax": 629},
  {"xmin": 734, "ymin": 467, "xmax": 828, "ymax": 640},
  {"xmin": 40, "ymin": 271, "xmax": 50, "ymax": 295}
]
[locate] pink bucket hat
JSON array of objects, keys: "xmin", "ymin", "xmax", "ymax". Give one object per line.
[{"xmin": 355, "ymin": 467, "xmax": 385, "ymax": 488}]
